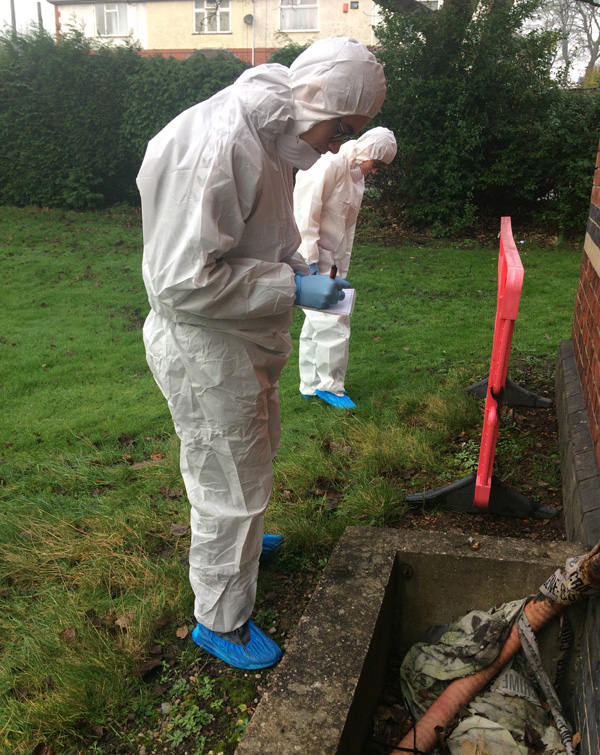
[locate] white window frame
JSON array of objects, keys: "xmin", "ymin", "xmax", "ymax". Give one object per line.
[
  {"xmin": 95, "ymin": 3, "xmax": 128, "ymax": 37},
  {"xmin": 279, "ymin": 0, "xmax": 318, "ymax": 32},
  {"xmin": 194, "ymin": 0, "xmax": 231, "ymax": 34}
]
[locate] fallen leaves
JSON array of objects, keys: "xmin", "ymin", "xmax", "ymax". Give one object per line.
[
  {"xmin": 59, "ymin": 627, "xmax": 76, "ymax": 643},
  {"xmin": 159, "ymin": 485, "xmax": 184, "ymax": 500},
  {"xmin": 14, "ymin": 685, "xmax": 29, "ymax": 700},
  {"xmin": 115, "ymin": 612, "xmax": 136, "ymax": 631},
  {"xmin": 169, "ymin": 523, "xmax": 190, "ymax": 537},
  {"xmin": 85, "ymin": 609, "xmax": 137, "ymax": 634},
  {"xmin": 305, "ymin": 475, "xmax": 345, "ymax": 512},
  {"xmin": 31, "ymin": 744, "xmax": 54, "ymax": 755}
]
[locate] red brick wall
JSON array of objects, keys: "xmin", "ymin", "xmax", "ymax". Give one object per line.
[{"xmin": 573, "ymin": 142, "xmax": 600, "ymax": 469}]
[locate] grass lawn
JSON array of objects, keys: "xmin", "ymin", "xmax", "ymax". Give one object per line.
[{"xmin": 0, "ymin": 205, "xmax": 582, "ymax": 754}]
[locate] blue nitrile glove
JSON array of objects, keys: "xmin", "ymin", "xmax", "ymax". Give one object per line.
[
  {"xmin": 294, "ymin": 273, "xmax": 350, "ymax": 309},
  {"xmin": 309, "ymin": 263, "xmax": 320, "ymax": 275}
]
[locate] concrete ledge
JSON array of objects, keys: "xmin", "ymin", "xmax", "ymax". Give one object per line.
[
  {"xmin": 236, "ymin": 527, "xmax": 397, "ymax": 755},
  {"xmin": 236, "ymin": 528, "xmax": 589, "ymax": 755}
]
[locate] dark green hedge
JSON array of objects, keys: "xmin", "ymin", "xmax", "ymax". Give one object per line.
[
  {"xmin": 0, "ymin": 31, "xmax": 247, "ymax": 209},
  {"xmin": 1, "ymin": 19, "xmax": 598, "ymax": 233}
]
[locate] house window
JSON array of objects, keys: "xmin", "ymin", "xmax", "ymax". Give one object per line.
[
  {"xmin": 95, "ymin": 3, "xmax": 128, "ymax": 36},
  {"xmin": 280, "ymin": 0, "xmax": 318, "ymax": 31},
  {"xmin": 194, "ymin": 0, "xmax": 231, "ymax": 33}
]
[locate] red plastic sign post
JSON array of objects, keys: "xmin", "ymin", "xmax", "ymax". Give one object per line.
[{"xmin": 474, "ymin": 217, "xmax": 524, "ymax": 508}]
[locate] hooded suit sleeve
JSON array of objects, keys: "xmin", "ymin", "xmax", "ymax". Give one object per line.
[{"xmin": 138, "ymin": 126, "xmax": 298, "ymax": 322}]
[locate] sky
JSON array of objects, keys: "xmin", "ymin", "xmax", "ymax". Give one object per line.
[{"xmin": 0, "ymin": 0, "xmax": 56, "ymax": 34}]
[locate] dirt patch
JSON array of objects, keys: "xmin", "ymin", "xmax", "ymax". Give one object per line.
[{"xmin": 88, "ymin": 568, "xmax": 320, "ymax": 755}]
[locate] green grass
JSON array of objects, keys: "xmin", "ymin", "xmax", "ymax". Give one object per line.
[{"xmin": 0, "ymin": 206, "xmax": 581, "ymax": 754}]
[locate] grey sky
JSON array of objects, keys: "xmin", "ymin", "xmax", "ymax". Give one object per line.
[{"xmin": 0, "ymin": 0, "xmax": 55, "ymax": 34}]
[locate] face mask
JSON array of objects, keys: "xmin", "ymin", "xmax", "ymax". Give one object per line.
[
  {"xmin": 275, "ymin": 134, "xmax": 320, "ymax": 170},
  {"xmin": 351, "ymin": 165, "xmax": 364, "ymax": 182}
]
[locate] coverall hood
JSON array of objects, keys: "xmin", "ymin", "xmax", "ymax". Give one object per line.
[
  {"xmin": 341, "ymin": 126, "xmax": 397, "ymax": 166},
  {"xmin": 231, "ymin": 37, "xmax": 386, "ymax": 139},
  {"xmin": 287, "ymin": 37, "xmax": 386, "ymax": 136},
  {"xmin": 235, "ymin": 63, "xmax": 295, "ymax": 136}
]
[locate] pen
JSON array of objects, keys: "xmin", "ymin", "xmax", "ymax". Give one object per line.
[{"xmin": 330, "ymin": 264, "xmax": 337, "ymax": 279}]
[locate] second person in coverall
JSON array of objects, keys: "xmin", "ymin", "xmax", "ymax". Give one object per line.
[
  {"xmin": 294, "ymin": 127, "xmax": 397, "ymax": 409},
  {"xmin": 137, "ymin": 37, "xmax": 386, "ymax": 670}
]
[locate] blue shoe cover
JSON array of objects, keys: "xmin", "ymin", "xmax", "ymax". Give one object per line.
[
  {"xmin": 315, "ymin": 390, "xmax": 357, "ymax": 410},
  {"xmin": 261, "ymin": 533, "xmax": 283, "ymax": 561},
  {"xmin": 192, "ymin": 619, "xmax": 282, "ymax": 670}
]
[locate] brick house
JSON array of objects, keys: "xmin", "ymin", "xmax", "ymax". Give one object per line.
[
  {"xmin": 555, "ymin": 143, "xmax": 600, "ymax": 755},
  {"xmin": 574, "ymin": 153, "xmax": 600, "ymax": 463},
  {"xmin": 47, "ymin": 0, "xmax": 391, "ymax": 64}
]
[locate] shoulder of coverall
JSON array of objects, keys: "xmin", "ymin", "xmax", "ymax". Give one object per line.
[
  {"xmin": 136, "ymin": 90, "xmax": 277, "ymax": 196},
  {"xmin": 287, "ymin": 36, "xmax": 386, "ymax": 137},
  {"xmin": 293, "ymin": 148, "xmax": 347, "ymax": 194},
  {"xmin": 233, "ymin": 63, "xmax": 295, "ymax": 138},
  {"xmin": 138, "ymin": 64, "xmax": 292, "ymax": 179}
]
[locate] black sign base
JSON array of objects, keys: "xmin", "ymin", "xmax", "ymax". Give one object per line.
[
  {"xmin": 405, "ymin": 473, "xmax": 558, "ymax": 519},
  {"xmin": 466, "ymin": 377, "xmax": 552, "ymax": 408}
]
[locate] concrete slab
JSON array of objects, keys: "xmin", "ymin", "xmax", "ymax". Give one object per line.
[{"xmin": 236, "ymin": 528, "xmax": 587, "ymax": 755}]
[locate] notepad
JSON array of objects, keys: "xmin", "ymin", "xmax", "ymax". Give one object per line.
[{"xmin": 295, "ymin": 288, "xmax": 356, "ymax": 316}]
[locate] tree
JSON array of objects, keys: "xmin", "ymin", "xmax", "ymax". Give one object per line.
[
  {"xmin": 532, "ymin": 0, "xmax": 600, "ymax": 82},
  {"xmin": 371, "ymin": 0, "xmax": 600, "ymax": 233}
]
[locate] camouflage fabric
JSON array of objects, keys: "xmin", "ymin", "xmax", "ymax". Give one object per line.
[{"xmin": 400, "ymin": 601, "xmax": 569, "ymax": 754}]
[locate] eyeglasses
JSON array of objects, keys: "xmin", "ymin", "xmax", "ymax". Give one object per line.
[{"xmin": 330, "ymin": 118, "xmax": 355, "ymax": 144}]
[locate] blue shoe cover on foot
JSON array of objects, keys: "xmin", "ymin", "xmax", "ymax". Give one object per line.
[
  {"xmin": 192, "ymin": 619, "xmax": 282, "ymax": 670},
  {"xmin": 261, "ymin": 533, "xmax": 283, "ymax": 561},
  {"xmin": 315, "ymin": 390, "xmax": 357, "ymax": 409}
]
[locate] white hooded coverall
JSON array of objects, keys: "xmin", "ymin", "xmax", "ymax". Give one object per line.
[
  {"xmin": 294, "ymin": 127, "xmax": 397, "ymax": 397},
  {"xmin": 136, "ymin": 38, "xmax": 386, "ymax": 633}
]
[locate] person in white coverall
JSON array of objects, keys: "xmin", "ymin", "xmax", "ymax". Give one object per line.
[
  {"xmin": 136, "ymin": 37, "xmax": 386, "ymax": 670},
  {"xmin": 294, "ymin": 127, "xmax": 397, "ymax": 409}
]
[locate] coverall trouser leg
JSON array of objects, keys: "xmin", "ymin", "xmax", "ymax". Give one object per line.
[
  {"xmin": 299, "ymin": 309, "xmax": 350, "ymax": 396},
  {"xmin": 143, "ymin": 311, "xmax": 289, "ymax": 632}
]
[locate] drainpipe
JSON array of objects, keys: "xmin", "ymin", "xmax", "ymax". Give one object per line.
[
  {"xmin": 53, "ymin": 3, "xmax": 62, "ymax": 40},
  {"xmin": 251, "ymin": 0, "xmax": 255, "ymax": 66}
]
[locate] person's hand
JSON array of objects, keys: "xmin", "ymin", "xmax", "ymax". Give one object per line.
[
  {"xmin": 294, "ymin": 273, "xmax": 349, "ymax": 309},
  {"xmin": 309, "ymin": 262, "xmax": 320, "ymax": 275}
]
